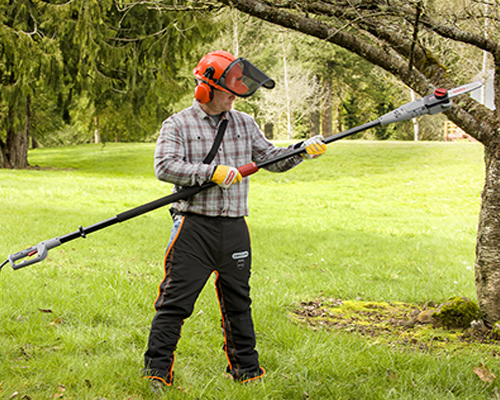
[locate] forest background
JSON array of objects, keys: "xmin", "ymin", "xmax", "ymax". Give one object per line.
[{"xmin": 1, "ymin": 0, "xmax": 475, "ymax": 158}]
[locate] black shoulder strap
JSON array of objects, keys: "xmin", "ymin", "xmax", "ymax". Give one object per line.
[
  {"xmin": 169, "ymin": 118, "xmax": 228, "ymax": 219},
  {"xmin": 202, "ymin": 119, "xmax": 228, "ymax": 164}
]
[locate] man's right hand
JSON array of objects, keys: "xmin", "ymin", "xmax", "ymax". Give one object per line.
[{"xmin": 211, "ymin": 165, "xmax": 242, "ymax": 189}]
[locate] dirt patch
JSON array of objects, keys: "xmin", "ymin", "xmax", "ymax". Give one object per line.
[{"xmin": 291, "ymin": 298, "xmax": 500, "ymax": 355}]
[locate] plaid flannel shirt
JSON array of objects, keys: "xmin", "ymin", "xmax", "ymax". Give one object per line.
[{"xmin": 154, "ymin": 100, "xmax": 303, "ymax": 217}]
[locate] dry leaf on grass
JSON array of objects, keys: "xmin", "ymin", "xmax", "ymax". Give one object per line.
[
  {"xmin": 48, "ymin": 318, "xmax": 65, "ymax": 327},
  {"xmin": 52, "ymin": 384, "xmax": 66, "ymax": 398},
  {"xmin": 473, "ymin": 364, "xmax": 497, "ymax": 384}
]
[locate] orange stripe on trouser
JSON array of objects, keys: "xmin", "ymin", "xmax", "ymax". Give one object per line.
[
  {"xmin": 143, "ymin": 213, "xmax": 263, "ymax": 383},
  {"xmin": 143, "ymin": 216, "xmax": 186, "ymax": 385},
  {"xmin": 214, "ymin": 268, "xmax": 264, "ymax": 382}
]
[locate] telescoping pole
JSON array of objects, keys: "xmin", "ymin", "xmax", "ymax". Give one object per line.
[{"xmin": 1, "ymin": 82, "xmax": 482, "ymax": 271}]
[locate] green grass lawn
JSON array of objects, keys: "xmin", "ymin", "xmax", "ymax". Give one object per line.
[{"xmin": 0, "ymin": 140, "xmax": 493, "ymax": 399}]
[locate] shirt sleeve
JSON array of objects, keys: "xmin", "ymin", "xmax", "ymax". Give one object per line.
[
  {"xmin": 250, "ymin": 119, "xmax": 303, "ymax": 172},
  {"xmin": 154, "ymin": 117, "xmax": 213, "ymax": 187}
]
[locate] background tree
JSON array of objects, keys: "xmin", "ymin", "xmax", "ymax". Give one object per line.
[
  {"xmin": 0, "ymin": 1, "xmax": 220, "ymax": 163},
  {"xmin": 256, "ymin": 31, "xmax": 326, "ymax": 139},
  {"xmin": 212, "ymin": 0, "xmax": 500, "ymax": 326},
  {"xmin": 56, "ymin": 0, "xmax": 218, "ymax": 144},
  {"xmin": 0, "ymin": 0, "xmax": 63, "ymax": 168}
]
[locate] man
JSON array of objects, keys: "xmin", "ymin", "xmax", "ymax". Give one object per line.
[{"xmin": 143, "ymin": 50, "xmax": 326, "ymax": 390}]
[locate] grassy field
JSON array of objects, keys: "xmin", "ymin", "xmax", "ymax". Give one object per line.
[{"xmin": 0, "ymin": 140, "xmax": 494, "ymax": 399}]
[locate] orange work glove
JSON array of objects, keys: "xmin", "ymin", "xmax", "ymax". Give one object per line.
[
  {"xmin": 301, "ymin": 135, "xmax": 327, "ymax": 159},
  {"xmin": 211, "ymin": 165, "xmax": 243, "ymax": 189}
]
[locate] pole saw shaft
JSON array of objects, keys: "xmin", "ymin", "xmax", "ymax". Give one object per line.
[
  {"xmin": 2, "ymin": 81, "xmax": 482, "ymax": 271},
  {"xmin": 6, "ymin": 184, "xmax": 210, "ymax": 269}
]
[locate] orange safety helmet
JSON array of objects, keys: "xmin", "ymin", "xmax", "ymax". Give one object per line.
[{"xmin": 193, "ymin": 50, "xmax": 275, "ymax": 103}]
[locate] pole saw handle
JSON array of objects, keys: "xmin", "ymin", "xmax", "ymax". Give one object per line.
[
  {"xmin": 7, "ymin": 237, "xmax": 62, "ymax": 270},
  {"xmin": 238, "ymin": 162, "xmax": 259, "ymax": 177}
]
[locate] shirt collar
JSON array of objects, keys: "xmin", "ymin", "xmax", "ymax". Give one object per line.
[{"xmin": 192, "ymin": 99, "xmax": 229, "ymax": 122}]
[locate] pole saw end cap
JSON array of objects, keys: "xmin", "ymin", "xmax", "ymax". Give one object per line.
[{"xmin": 434, "ymin": 88, "xmax": 448, "ymax": 98}]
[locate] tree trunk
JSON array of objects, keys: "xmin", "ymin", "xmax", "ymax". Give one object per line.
[
  {"xmin": 2, "ymin": 97, "xmax": 30, "ymax": 169},
  {"xmin": 264, "ymin": 122, "xmax": 274, "ymax": 140},
  {"xmin": 94, "ymin": 115, "xmax": 101, "ymax": 143},
  {"xmin": 0, "ymin": 140, "xmax": 6, "ymax": 168},
  {"xmin": 308, "ymin": 74, "xmax": 321, "ymax": 138},
  {"xmin": 475, "ymin": 140, "xmax": 500, "ymax": 326},
  {"xmin": 410, "ymin": 90, "xmax": 419, "ymax": 141},
  {"xmin": 281, "ymin": 34, "xmax": 293, "ymax": 139},
  {"xmin": 321, "ymin": 75, "xmax": 333, "ymax": 137},
  {"xmin": 233, "ymin": 8, "xmax": 240, "ymax": 56},
  {"xmin": 5, "ymin": 128, "xmax": 30, "ymax": 169},
  {"xmin": 309, "ymin": 109, "xmax": 321, "ymax": 138}
]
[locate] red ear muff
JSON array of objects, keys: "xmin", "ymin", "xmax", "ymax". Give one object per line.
[{"xmin": 194, "ymin": 82, "xmax": 213, "ymax": 104}]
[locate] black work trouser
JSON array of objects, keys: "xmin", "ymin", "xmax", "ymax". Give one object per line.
[{"xmin": 144, "ymin": 213, "xmax": 263, "ymax": 384}]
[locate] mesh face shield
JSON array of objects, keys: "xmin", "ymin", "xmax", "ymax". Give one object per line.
[{"xmin": 215, "ymin": 58, "xmax": 275, "ymax": 97}]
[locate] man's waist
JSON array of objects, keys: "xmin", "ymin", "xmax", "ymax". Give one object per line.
[{"xmin": 170, "ymin": 206, "xmax": 246, "ymax": 219}]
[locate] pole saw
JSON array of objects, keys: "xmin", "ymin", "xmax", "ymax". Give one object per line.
[{"xmin": 0, "ymin": 81, "xmax": 482, "ymax": 272}]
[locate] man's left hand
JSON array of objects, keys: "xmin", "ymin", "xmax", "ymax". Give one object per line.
[{"xmin": 302, "ymin": 135, "xmax": 327, "ymax": 159}]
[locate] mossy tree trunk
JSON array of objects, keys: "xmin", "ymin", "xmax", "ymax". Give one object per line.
[{"xmin": 476, "ymin": 138, "xmax": 500, "ymax": 325}]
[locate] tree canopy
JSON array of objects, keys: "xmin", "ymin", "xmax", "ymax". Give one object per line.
[{"xmin": 0, "ymin": 0, "xmax": 221, "ymax": 167}]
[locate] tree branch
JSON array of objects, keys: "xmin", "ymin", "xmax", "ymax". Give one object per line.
[
  {"xmin": 408, "ymin": 1, "xmax": 422, "ymax": 71},
  {"xmin": 215, "ymin": 0, "xmax": 496, "ymax": 141}
]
